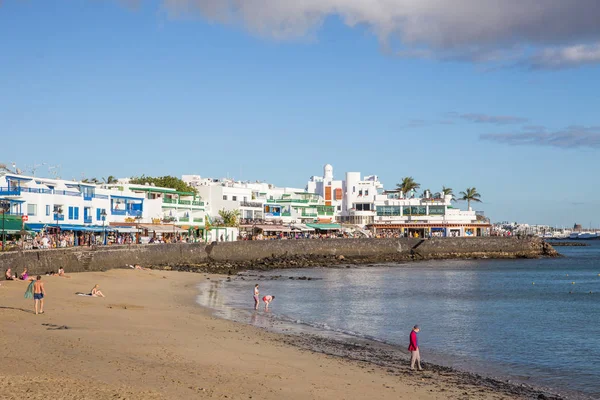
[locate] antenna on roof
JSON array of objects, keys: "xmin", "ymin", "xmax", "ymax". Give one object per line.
[
  {"xmin": 26, "ymin": 162, "xmax": 46, "ymax": 177},
  {"xmin": 48, "ymin": 164, "xmax": 62, "ymax": 179}
]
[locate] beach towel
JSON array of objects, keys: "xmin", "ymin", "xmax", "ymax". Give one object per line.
[
  {"xmin": 24, "ymin": 281, "xmax": 34, "ymax": 299},
  {"xmin": 75, "ymin": 292, "xmax": 92, "ymax": 297}
]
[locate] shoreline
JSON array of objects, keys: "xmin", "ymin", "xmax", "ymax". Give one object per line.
[
  {"xmin": 0, "ymin": 268, "xmax": 575, "ymax": 400},
  {"xmin": 197, "ymin": 272, "xmax": 588, "ymax": 400}
]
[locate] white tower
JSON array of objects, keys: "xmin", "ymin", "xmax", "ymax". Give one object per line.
[{"xmin": 324, "ymin": 164, "xmax": 334, "ymax": 181}]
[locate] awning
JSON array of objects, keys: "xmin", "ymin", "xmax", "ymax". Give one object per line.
[
  {"xmin": 0, "ymin": 217, "xmax": 32, "ymax": 234},
  {"xmin": 253, "ymin": 224, "xmax": 292, "ymax": 233},
  {"xmin": 291, "ymin": 224, "xmax": 315, "ymax": 232},
  {"xmin": 306, "ymin": 223, "xmax": 342, "ymax": 231},
  {"xmin": 138, "ymin": 224, "xmax": 188, "ymax": 233},
  {"xmin": 113, "ymin": 226, "xmax": 140, "ymax": 233},
  {"xmin": 25, "ymin": 223, "xmax": 114, "ymax": 233}
]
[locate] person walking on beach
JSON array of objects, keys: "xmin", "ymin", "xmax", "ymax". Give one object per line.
[
  {"xmin": 262, "ymin": 295, "xmax": 275, "ymax": 311},
  {"xmin": 408, "ymin": 325, "xmax": 422, "ymax": 371},
  {"xmin": 253, "ymin": 284, "xmax": 260, "ymax": 310},
  {"xmin": 33, "ymin": 276, "xmax": 46, "ymax": 315}
]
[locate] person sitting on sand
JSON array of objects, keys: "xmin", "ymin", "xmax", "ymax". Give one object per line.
[
  {"xmin": 19, "ymin": 267, "xmax": 29, "ymax": 281},
  {"xmin": 57, "ymin": 267, "xmax": 71, "ymax": 278},
  {"xmin": 91, "ymin": 284, "xmax": 105, "ymax": 298},
  {"xmin": 5, "ymin": 268, "xmax": 15, "ymax": 280},
  {"xmin": 262, "ymin": 295, "xmax": 275, "ymax": 310}
]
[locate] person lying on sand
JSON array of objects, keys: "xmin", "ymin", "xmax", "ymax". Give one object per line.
[
  {"xmin": 127, "ymin": 264, "xmax": 150, "ymax": 271},
  {"xmin": 19, "ymin": 268, "xmax": 29, "ymax": 281}
]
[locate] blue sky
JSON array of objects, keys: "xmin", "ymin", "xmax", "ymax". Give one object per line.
[{"xmin": 1, "ymin": 1, "xmax": 599, "ymax": 226}]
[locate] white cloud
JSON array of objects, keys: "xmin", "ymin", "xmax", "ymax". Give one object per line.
[
  {"xmin": 158, "ymin": 0, "xmax": 600, "ymax": 69},
  {"xmin": 529, "ymin": 43, "xmax": 600, "ymax": 70},
  {"xmin": 481, "ymin": 126, "xmax": 600, "ymax": 149}
]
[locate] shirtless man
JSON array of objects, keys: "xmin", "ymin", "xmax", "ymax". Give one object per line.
[{"xmin": 33, "ymin": 276, "xmax": 45, "ymax": 315}]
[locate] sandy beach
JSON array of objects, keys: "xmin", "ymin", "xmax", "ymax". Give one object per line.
[{"xmin": 0, "ymin": 269, "xmax": 535, "ymax": 400}]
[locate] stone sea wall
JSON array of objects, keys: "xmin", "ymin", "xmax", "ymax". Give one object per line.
[{"xmin": 0, "ymin": 237, "xmax": 558, "ymax": 276}]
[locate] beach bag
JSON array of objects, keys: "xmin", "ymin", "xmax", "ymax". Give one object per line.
[{"xmin": 24, "ymin": 281, "xmax": 34, "ymax": 299}]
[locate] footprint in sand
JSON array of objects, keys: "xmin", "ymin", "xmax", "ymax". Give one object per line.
[
  {"xmin": 107, "ymin": 304, "xmax": 144, "ymax": 310},
  {"xmin": 42, "ymin": 323, "xmax": 70, "ymax": 330}
]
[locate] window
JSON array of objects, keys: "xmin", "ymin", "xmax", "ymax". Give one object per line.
[
  {"xmin": 27, "ymin": 204, "xmax": 37, "ymax": 216},
  {"xmin": 46, "ymin": 205, "xmax": 51, "ymax": 216},
  {"xmin": 243, "ymin": 197, "xmax": 247, "ymax": 202},
  {"xmin": 365, "ymin": 190, "xmax": 369, "ymax": 196},
  {"xmin": 353, "ymin": 186, "xmax": 355, "ymax": 193},
  {"xmin": 232, "ymin": 196, "xmax": 237, "ymax": 201},
  {"xmin": 358, "ymin": 190, "xmax": 363, "ymax": 196},
  {"xmin": 68, "ymin": 206, "xmax": 80, "ymax": 220},
  {"xmin": 337, "ymin": 206, "xmax": 341, "ymax": 211},
  {"xmin": 96, "ymin": 208, "xmax": 106, "ymax": 220},
  {"xmin": 223, "ymin": 195, "xmax": 228, "ymax": 201}
]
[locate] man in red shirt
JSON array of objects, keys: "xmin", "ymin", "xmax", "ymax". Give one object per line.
[{"xmin": 408, "ymin": 325, "xmax": 422, "ymax": 371}]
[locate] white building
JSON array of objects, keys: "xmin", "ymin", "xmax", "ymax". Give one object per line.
[
  {"xmin": 307, "ymin": 164, "xmax": 384, "ymax": 225},
  {"xmin": 307, "ymin": 164, "xmax": 489, "ymax": 237},
  {"xmin": 183, "ymin": 175, "xmax": 309, "ymax": 224},
  {"xmin": 0, "ymin": 172, "xmax": 205, "ymax": 242}
]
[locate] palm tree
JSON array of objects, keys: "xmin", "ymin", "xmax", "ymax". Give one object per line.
[
  {"xmin": 103, "ymin": 176, "xmax": 118, "ymax": 184},
  {"xmin": 421, "ymin": 189, "xmax": 432, "ymax": 199},
  {"xmin": 218, "ymin": 209, "xmax": 241, "ymax": 227},
  {"xmin": 459, "ymin": 187, "xmax": 482, "ymax": 210},
  {"xmin": 396, "ymin": 177, "xmax": 420, "ymax": 198},
  {"xmin": 442, "ymin": 186, "xmax": 456, "ymax": 202}
]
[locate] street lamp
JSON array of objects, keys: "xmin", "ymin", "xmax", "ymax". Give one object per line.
[
  {"xmin": 101, "ymin": 209, "xmax": 107, "ymax": 245},
  {"xmin": 1, "ymin": 200, "xmax": 10, "ymax": 251}
]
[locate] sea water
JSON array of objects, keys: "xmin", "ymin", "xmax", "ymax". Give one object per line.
[{"xmin": 197, "ymin": 242, "xmax": 600, "ymax": 399}]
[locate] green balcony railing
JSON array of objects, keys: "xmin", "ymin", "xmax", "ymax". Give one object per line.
[
  {"xmin": 192, "ymin": 201, "xmax": 204, "ymax": 206},
  {"xmin": 179, "ymin": 200, "xmax": 191, "ymax": 205},
  {"xmin": 302, "ymin": 212, "xmax": 318, "ymax": 217},
  {"xmin": 163, "ymin": 197, "xmax": 177, "ymax": 204},
  {"xmin": 179, "ymin": 217, "xmax": 190, "ymax": 222},
  {"xmin": 282, "ymin": 212, "xmax": 291, "ymax": 217},
  {"xmin": 193, "ymin": 218, "xmax": 203, "ymax": 223}
]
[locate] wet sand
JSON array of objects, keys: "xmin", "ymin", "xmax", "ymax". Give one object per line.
[{"xmin": 0, "ymin": 269, "xmax": 556, "ymax": 399}]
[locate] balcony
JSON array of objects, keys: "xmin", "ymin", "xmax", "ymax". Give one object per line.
[
  {"xmin": 179, "ymin": 200, "xmax": 191, "ymax": 205},
  {"xmin": 282, "ymin": 212, "xmax": 292, "ymax": 217},
  {"xmin": 111, "ymin": 209, "xmax": 127, "ymax": 216},
  {"xmin": 0, "ymin": 187, "xmax": 21, "ymax": 196},
  {"xmin": 84, "ymin": 217, "xmax": 93, "ymax": 223},
  {"xmin": 83, "ymin": 195, "xmax": 93, "ymax": 201},
  {"xmin": 302, "ymin": 212, "xmax": 318, "ymax": 217},
  {"xmin": 179, "ymin": 217, "xmax": 190, "ymax": 222},
  {"xmin": 193, "ymin": 218, "xmax": 203, "ymax": 223},
  {"xmin": 192, "ymin": 200, "xmax": 204, "ymax": 206},
  {"xmin": 53, "ymin": 215, "xmax": 65, "ymax": 221},
  {"xmin": 163, "ymin": 197, "xmax": 177, "ymax": 204},
  {"xmin": 240, "ymin": 201, "xmax": 262, "ymax": 208}
]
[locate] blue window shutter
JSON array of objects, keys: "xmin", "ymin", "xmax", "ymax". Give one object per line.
[
  {"xmin": 68, "ymin": 207, "xmax": 73, "ymax": 220},
  {"xmin": 74, "ymin": 207, "xmax": 79, "ymax": 220}
]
